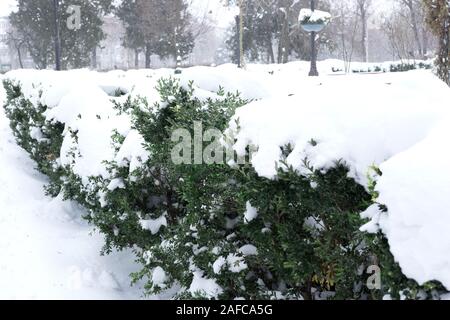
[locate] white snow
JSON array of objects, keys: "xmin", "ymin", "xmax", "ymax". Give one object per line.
[
  {"xmin": 107, "ymin": 178, "xmax": 126, "ymax": 191},
  {"xmin": 139, "ymin": 215, "xmax": 168, "ymax": 235},
  {"xmin": 115, "ymin": 130, "xmax": 150, "ymax": 172},
  {"xmin": 213, "ymin": 253, "xmax": 249, "ymax": 275},
  {"xmin": 48, "ymin": 86, "xmax": 132, "ymax": 183},
  {"xmin": 244, "ymin": 201, "xmax": 259, "ymax": 223},
  {"xmin": 188, "ymin": 271, "xmax": 223, "ymax": 298},
  {"xmin": 151, "ymin": 267, "xmax": 168, "ymax": 287},
  {"xmin": 0, "ymin": 81, "xmax": 144, "ymax": 299},
  {"xmin": 363, "ymin": 117, "xmax": 450, "ymax": 288},
  {"xmin": 238, "ymin": 244, "xmax": 258, "ymax": 256},
  {"xmin": 226, "ymin": 254, "xmax": 248, "ymax": 273},
  {"xmin": 212, "ymin": 256, "xmax": 227, "ymax": 274},
  {"xmin": 229, "ymin": 70, "xmax": 450, "ymax": 186},
  {"xmin": 299, "ymin": 9, "xmax": 332, "ymax": 24}
]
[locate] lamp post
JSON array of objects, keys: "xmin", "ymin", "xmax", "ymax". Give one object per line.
[
  {"xmin": 308, "ymin": 0, "xmax": 318, "ymax": 77},
  {"xmin": 300, "ymin": 0, "xmax": 330, "ymax": 77}
]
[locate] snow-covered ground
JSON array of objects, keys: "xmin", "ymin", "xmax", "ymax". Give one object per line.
[
  {"xmin": 0, "ymin": 81, "xmax": 145, "ymax": 300},
  {"xmin": 1, "ymin": 60, "xmax": 450, "ymax": 298}
]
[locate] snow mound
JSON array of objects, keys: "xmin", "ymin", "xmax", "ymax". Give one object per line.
[{"xmin": 366, "ymin": 116, "xmax": 450, "ymax": 288}]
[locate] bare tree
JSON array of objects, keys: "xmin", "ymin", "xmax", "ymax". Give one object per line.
[
  {"xmin": 277, "ymin": 0, "xmax": 293, "ymax": 64},
  {"xmin": 186, "ymin": 0, "xmax": 215, "ymax": 42},
  {"xmin": 331, "ymin": 1, "xmax": 360, "ymax": 72},
  {"xmin": 238, "ymin": 0, "xmax": 246, "ymax": 68},
  {"xmin": 356, "ymin": 0, "xmax": 371, "ymax": 62},
  {"xmin": 381, "ymin": 1, "xmax": 435, "ymax": 62},
  {"xmin": 382, "ymin": 9, "xmax": 419, "ymax": 62},
  {"xmin": 399, "ymin": 0, "xmax": 423, "ymax": 57},
  {"xmin": 5, "ymin": 30, "xmax": 26, "ymax": 69}
]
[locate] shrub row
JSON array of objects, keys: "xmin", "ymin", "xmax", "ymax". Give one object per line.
[
  {"xmin": 331, "ymin": 61, "xmax": 433, "ymax": 74},
  {"xmin": 2, "ymin": 76, "xmax": 445, "ymax": 300}
]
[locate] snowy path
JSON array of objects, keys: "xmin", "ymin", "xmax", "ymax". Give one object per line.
[{"xmin": 0, "ymin": 85, "xmax": 143, "ymax": 300}]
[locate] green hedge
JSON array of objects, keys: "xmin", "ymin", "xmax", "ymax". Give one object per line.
[
  {"xmin": 3, "ymin": 79, "xmax": 65, "ymax": 196},
  {"xmin": 2, "ymin": 77, "xmax": 445, "ymax": 300}
]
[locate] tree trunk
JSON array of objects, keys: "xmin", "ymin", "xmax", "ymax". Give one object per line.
[
  {"xmin": 422, "ymin": 28, "xmax": 428, "ymax": 57},
  {"xmin": 238, "ymin": 0, "xmax": 245, "ymax": 69},
  {"xmin": 52, "ymin": 0, "xmax": 62, "ymax": 71},
  {"xmin": 361, "ymin": 10, "xmax": 367, "ymax": 62},
  {"xmin": 277, "ymin": 2, "xmax": 290, "ymax": 64},
  {"xmin": 42, "ymin": 54, "xmax": 48, "ymax": 70},
  {"xmin": 145, "ymin": 44, "xmax": 151, "ymax": 69},
  {"xmin": 408, "ymin": 1, "xmax": 423, "ymax": 58},
  {"xmin": 92, "ymin": 47, "xmax": 97, "ymax": 70},
  {"xmin": 263, "ymin": 8, "xmax": 275, "ymax": 64},
  {"xmin": 134, "ymin": 49, "xmax": 140, "ymax": 69},
  {"xmin": 277, "ymin": 40, "xmax": 282, "ymax": 64},
  {"xmin": 235, "ymin": 15, "xmax": 241, "ymax": 67},
  {"xmin": 268, "ymin": 41, "xmax": 275, "ymax": 64},
  {"xmin": 438, "ymin": 17, "xmax": 450, "ymax": 85},
  {"xmin": 283, "ymin": 3, "xmax": 290, "ymax": 63},
  {"xmin": 16, "ymin": 44, "xmax": 24, "ymax": 69}
]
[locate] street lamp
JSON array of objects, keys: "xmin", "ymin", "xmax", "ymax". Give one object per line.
[{"xmin": 299, "ymin": 0, "xmax": 331, "ymax": 77}]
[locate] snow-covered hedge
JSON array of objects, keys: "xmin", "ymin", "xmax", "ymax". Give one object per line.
[
  {"xmin": 3, "ymin": 64, "xmax": 450, "ymax": 300},
  {"xmin": 2, "ymin": 78, "xmax": 65, "ymax": 196}
]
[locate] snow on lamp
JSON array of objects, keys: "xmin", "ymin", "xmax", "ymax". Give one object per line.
[{"xmin": 299, "ymin": 9, "xmax": 331, "ymax": 33}]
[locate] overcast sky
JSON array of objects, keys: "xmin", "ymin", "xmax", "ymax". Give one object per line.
[{"xmin": 0, "ymin": 0, "xmax": 16, "ymax": 17}]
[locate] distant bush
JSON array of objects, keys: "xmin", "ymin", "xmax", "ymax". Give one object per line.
[{"xmin": 331, "ymin": 61, "xmax": 432, "ymax": 74}]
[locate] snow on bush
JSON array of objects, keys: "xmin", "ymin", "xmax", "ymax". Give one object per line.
[
  {"xmin": 229, "ymin": 70, "xmax": 450, "ymax": 290},
  {"xmin": 230, "ymin": 70, "xmax": 449, "ymax": 184},
  {"xmin": 3, "ymin": 62, "xmax": 450, "ymax": 299}
]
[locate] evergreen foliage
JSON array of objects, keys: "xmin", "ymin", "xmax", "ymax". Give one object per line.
[
  {"xmin": 10, "ymin": 0, "xmax": 113, "ymax": 69},
  {"xmin": 116, "ymin": 0, "xmax": 195, "ymax": 68}
]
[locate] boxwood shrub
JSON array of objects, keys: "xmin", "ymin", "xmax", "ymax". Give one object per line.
[
  {"xmin": 2, "ymin": 76, "xmax": 445, "ymax": 300},
  {"xmin": 2, "ymin": 79, "xmax": 65, "ymax": 196}
]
